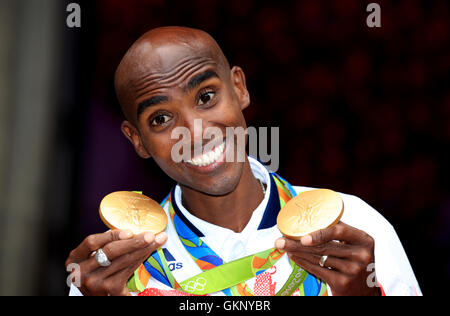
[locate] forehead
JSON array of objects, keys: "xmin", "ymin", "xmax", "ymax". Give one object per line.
[
  {"xmin": 132, "ymin": 41, "xmax": 220, "ymax": 82},
  {"xmin": 130, "ymin": 42, "xmax": 223, "ymax": 95}
]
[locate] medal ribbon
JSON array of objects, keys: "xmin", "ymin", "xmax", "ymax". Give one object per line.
[
  {"xmin": 173, "ymin": 247, "xmax": 285, "ymax": 295},
  {"xmin": 127, "ymin": 173, "xmax": 327, "ymax": 296}
]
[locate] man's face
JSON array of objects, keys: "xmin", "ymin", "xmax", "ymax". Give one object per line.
[{"xmin": 122, "ymin": 43, "xmax": 250, "ymax": 196}]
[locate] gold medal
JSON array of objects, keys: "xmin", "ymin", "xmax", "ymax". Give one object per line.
[
  {"xmin": 99, "ymin": 191, "xmax": 168, "ymax": 235},
  {"xmin": 277, "ymin": 189, "xmax": 344, "ymax": 240}
]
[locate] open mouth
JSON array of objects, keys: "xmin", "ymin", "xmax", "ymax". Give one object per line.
[{"xmin": 184, "ymin": 140, "xmax": 226, "ymax": 167}]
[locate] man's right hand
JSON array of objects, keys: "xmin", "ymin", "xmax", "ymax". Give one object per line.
[{"xmin": 65, "ymin": 230, "xmax": 167, "ymax": 296}]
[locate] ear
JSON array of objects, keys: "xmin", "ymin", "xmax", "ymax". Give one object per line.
[
  {"xmin": 121, "ymin": 121, "xmax": 152, "ymax": 159},
  {"xmin": 230, "ymin": 66, "xmax": 250, "ymax": 111}
]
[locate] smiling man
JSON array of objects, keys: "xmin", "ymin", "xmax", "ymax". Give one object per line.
[{"xmin": 66, "ymin": 26, "xmax": 421, "ymax": 296}]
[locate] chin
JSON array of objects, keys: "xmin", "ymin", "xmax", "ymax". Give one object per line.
[
  {"xmin": 182, "ymin": 162, "xmax": 244, "ymax": 196},
  {"xmin": 201, "ymin": 178, "xmax": 239, "ymax": 196}
]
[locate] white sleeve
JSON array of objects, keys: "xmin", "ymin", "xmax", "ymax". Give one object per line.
[
  {"xmin": 69, "ymin": 283, "xmax": 83, "ymax": 296},
  {"xmin": 340, "ymin": 194, "xmax": 422, "ymax": 296},
  {"xmin": 68, "ymin": 283, "xmax": 140, "ymax": 296}
]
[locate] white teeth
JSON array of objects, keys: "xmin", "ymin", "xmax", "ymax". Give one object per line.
[{"xmin": 186, "ymin": 142, "xmax": 225, "ymax": 167}]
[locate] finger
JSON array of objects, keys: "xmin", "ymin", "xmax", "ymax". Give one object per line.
[
  {"xmin": 277, "ymin": 237, "xmax": 370, "ymax": 264},
  {"xmin": 96, "ymin": 234, "xmax": 167, "ymax": 279},
  {"xmin": 79, "ymin": 244, "xmax": 153, "ymax": 296},
  {"xmin": 81, "ymin": 242, "xmax": 157, "ymax": 297},
  {"xmin": 99, "ymin": 236, "xmax": 168, "ymax": 296},
  {"xmin": 300, "ymin": 222, "xmax": 371, "ymax": 247},
  {"xmin": 81, "ymin": 246, "xmax": 152, "ymax": 295},
  {"xmin": 100, "ymin": 232, "xmax": 156, "ymax": 262},
  {"xmin": 289, "ymin": 252, "xmax": 364, "ymax": 275},
  {"xmin": 78, "ymin": 256, "xmax": 103, "ymax": 279},
  {"xmin": 68, "ymin": 232, "xmax": 168, "ymax": 296},
  {"xmin": 86, "ymin": 232, "xmax": 167, "ymax": 277},
  {"xmin": 67, "ymin": 230, "xmax": 133, "ymax": 264},
  {"xmin": 76, "ymin": 232, "xmax": 168, "ymax": 286},
  {"xmin": 276, "ymin": 238, "xmax": 353, "ymax": 258},
  {"xmin": 104, "ymin": 246, "xmax": 155, "ymax": 278}
]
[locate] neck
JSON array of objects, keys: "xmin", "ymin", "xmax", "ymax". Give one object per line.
[{"xmin": 179, "ymin": 161, "xmax": 265, "ymax": 233}]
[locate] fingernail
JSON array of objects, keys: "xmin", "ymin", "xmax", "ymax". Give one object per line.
[
  {"xmin": 155, "ymin": 232, "xmax": 167, "ymax": 244},
  {"xmin": 119, "ymin": 230, "xmax": 133, "ymax": 239},
  {"xmin": 144, "ymin": 232, "xmax": 155, "ymax": 244},
  {"xmin": 301, "ymin": 235, "xmax": 312, "ymax": 246},
  {"xmin": 275, "ymin": 238, "xmax": 285, "ymax": 250}
]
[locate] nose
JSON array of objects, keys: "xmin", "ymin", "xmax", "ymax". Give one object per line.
[
  {"xmin": 178, "ymin": 109, "xmax": 217, "ymax": 143},
  {"xmin": 171, "ymin": 110, "xmax": 204, "ymax": 159}
]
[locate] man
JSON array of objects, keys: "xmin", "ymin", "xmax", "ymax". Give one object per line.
[{"xmin": 66, "ymin": 26, "xmax": 421, "ymax": 296}]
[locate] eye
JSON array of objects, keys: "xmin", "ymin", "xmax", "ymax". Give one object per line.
[
  {"xmin": 198, "ymin": 91, "xmax": 215, "ymax": 106},
  {"xmin": 151, "ymin": 114, "xmax": 172, "ymax": 126}
]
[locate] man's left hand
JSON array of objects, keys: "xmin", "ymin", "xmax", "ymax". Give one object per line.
[{"xmin": 275, "ymin": 222, "xmax": 381, "ymax": 296}]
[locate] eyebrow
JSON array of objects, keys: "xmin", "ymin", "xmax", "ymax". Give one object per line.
[
  {"xmin": 136, "ymin": 70, "xmax": 219, "ymax": 119},
  {"xmin": 183, "ymin": 70, "xmax": 219, "ymax": 93},
  {"xmin": 137, "ymin": 95, "xmax": 169, "ymax": 119}
]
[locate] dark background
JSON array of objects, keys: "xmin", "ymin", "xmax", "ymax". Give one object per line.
[{"xmin": 1, "ymin": 0, "xmax": 448, "ymax": 295}]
